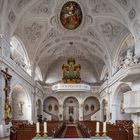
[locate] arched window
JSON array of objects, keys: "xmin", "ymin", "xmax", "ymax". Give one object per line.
[{"xmin": 10, "ymin": 36, "xmax": 31, "ymax": 76}]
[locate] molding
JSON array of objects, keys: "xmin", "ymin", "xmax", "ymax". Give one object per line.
[{"xmin": 52, "ymin": 84, "xmax": 90, "ymax": 92}]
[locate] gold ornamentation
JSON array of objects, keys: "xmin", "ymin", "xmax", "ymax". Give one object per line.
[
  {"xmin": 62, "ymin": 58, "xmax": 81, "ymax": 83},
  {"xmin": 102, "ymin": 132, "xmax": 107, "ymax": 137},
  {"xmin": 36, "ymin": 132, "xmax": 41, "ymax": 137},
  {"xmin": 1, "ymin": 68, "xmax": 12, "ymax": 124},
  {"xmin": 43, "ymin": 132, "xmax": 48, "ymax": 138},
  {"xmin": 95, "ymin": 132, "xmax": 100, "ymax": 137}
]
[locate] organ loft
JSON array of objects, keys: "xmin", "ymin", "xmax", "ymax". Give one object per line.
[{"xmin": 62, "ymin": 58, "xmax": 81, "ymax": 83}]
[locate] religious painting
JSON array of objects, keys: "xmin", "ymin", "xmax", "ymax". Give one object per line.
[
  {"xmin": 48, "ymin": 105, "xmax": 52, "ymax": 111},
  {"xmin": 60, "ymin": 1, "xmax": 82, "ymax": 30},
  {"xmin": 85, "ymin": 104, "xmax": 89, "ymax": 111},
  {"xmin": 54, "ymin": 105, "xmax": 58, "ymax": 111},
  {"xmin": 90, "ymin": 105, "xmax": 94, "ymax": 111}
]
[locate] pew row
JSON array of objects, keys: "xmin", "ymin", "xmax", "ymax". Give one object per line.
[
  {"xmin": 78, "ymin": 121, "xmax": 133, "ymax": 140},
  {"xmin": 10, "ymin": 121, "xmax": 66, "ymax": 140}
]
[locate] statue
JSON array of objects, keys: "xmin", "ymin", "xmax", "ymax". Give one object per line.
[
  {"xmin": 120, "ymin": 100, "xmax": 125, "ymax": 113},
  {"xmin": 1, "ymin": 68, "xmax": 12, "ymax": 124},
  {"xmin": 62, "ymin": 58, "xmax": 81, "ymax": 83},
  {"xmin": 18, "ymin": 102, "xmax": 24, "ymax": 115},
  {"xmin": 123, "ymin": 49, "xmax": 134, "ymax": 67},
  {"xmin": 133, "ymin": 55, "xmax": 139, "ymax": 64},
  {"xmin": 5, "ymin": 98, "xmax": 11, "ymax": 119}
]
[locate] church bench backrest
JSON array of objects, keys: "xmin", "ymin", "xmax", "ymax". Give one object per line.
[
  {"xmin": 78, "ymin": 121, "xmax": 132, "ymax": 140},
  {"xmin": 10, "ymin": 121, "xmax": 65, "ymax": 140}
]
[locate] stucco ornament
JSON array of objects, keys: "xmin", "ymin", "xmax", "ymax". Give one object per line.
[
  {"xmin": 101, "ymin": 22, "xmax": 120, "ymax": 42},
  {"xmin": 24, "ymin": 23, "xmax": 42, "ymax": 43}
]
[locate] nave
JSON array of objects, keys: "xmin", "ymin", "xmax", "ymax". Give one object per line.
[
  {"xmin": 8, "ymin": 120, "xmax": 134, "ymax": 140},
  {"xmin": 1, "ymin": 121, "xmax": 140, "ymax": 140},
  {"xmin": 1, "ymin": 0, "xmax": 140, "ymax": 139}
]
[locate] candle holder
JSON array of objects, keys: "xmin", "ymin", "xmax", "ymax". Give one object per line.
[
  {"xmin": 102, "ymin": 132, "xmax": 107, "ymax": 137},
  {"xmin": 95, "ymin": 132, "xmax": 100, "ymax": 137},
  {"xmin": 43, "ymin": 132, "xmax": 48, "ymax": 138},
  {"xmin": 36, "ymin": 132, "xmax": 41, "ymax": 137}
]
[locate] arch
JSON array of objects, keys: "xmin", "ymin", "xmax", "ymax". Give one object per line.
[
  {"xmin": 10, "ymin": 83, "xmax": 31, "ymax": 106},
  {"xmin": 11, "ymin": 84, "xmax": 32, "ymax": 121},
  {"xmin": 112, "ymin": 83, "xmax": 131, "ymax": 105},
  {"xmin": 43, "ymin": 96, "xmax": 59, "ymax": 121},
  {"xmin": 10, "ymin": 36, "xmax": 31, "ymax": 76},
  {"xmin": 63, "ymin": 96, "xmax": 79, "ymax": 123},
  {"xmin": 83, "ymin": 96, "xmax": 100, "ymax": 120},
  {"xmin": 112, "ymin": 83, "xmax": 131, "ymax": 121}
]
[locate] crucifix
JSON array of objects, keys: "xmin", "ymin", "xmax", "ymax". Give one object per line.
[{"xmin": 1, "ymin": 68, "xmax": 12, "ymax": 124}]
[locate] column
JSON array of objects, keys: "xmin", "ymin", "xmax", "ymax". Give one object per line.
[
  {"xmin": 135, "ymin": 39, "xmax": 140, "ymax": 57},
  {"xmin": 79, "ymin": 103, "xmax": 83, "ymax": 121},
  {"xmin": 110, "ymin": 104, "xmax": 117, "ymax": 123},
  {"xmin": 58, "ymin": 103, "xmax": 63, "ymax": 120},
  {"xmin": 131, "ymin": 114, "xmax": 140, "ymax": 137}
]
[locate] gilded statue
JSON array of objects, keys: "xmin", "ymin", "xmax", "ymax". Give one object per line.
[
  {"xmin": 1, "ymin": 68, "xmax": 12, "ymax": 124},
  {"xmin": 62, "ymin": 58, "xmax": 81, "ymax": 83},
  {"xmin": 5, "ymin": 98, "xmax": 11, "ymax": 119}
]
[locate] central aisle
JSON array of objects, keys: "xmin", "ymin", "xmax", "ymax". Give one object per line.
[{"xmin": 63, "ymin": 124, "xmax": 82, "ymax": 138}]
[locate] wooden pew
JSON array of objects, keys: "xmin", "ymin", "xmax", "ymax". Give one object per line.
[
  {"xmin": 10, "ymin": 121, "xmax": 66, "ymax": 140},
  {"xmin": 116, "ymin": 120, "xmax": 133, "ymax": 140},
  {"xmin": 12, "ymin": 120, "xmax": 28, "ymax": 126},
  {"xmin": 78, "ymin": 121, "xmax": 133, "ymax": 140}
]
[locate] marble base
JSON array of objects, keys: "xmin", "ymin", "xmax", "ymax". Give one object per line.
[{"xmin": 0, "ymin": 122, "xmax": 12, "ymax": 137}]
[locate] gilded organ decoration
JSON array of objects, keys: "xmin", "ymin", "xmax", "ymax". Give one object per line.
[
  {"xmin": 62, "ymin": 58, "xmax": 81, "ymax": 83},
  {"xmin": 60, "ymin": 1, "xmax": 82, "ymax": 30}
]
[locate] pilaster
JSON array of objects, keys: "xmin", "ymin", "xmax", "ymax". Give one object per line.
[
  {"xmin": 79, "ymin": 103, "xmax": 83, "ymax": 121},
  {"xmin": 135, "ymin": 39, "xmax": 140, "ymax": 57}
]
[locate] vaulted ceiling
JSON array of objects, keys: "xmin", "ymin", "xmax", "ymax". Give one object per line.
[{"xmin": 0, "ymin": 0, "xmax": 140, "ymax": 84}]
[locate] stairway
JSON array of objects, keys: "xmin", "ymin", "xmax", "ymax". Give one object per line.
[{"xmin": 64, "ymin": 125, "xmax": 79, "ymax": 138}]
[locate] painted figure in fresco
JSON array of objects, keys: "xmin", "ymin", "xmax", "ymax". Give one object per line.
[{"xmin": 60, "ymin": 1, "xmax": 82, "ymax": 30}]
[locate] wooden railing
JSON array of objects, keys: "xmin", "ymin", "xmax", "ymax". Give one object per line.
[
  {"xmin": 43, "ymin": 110, "xmax": 59, "ymax": 120},
  {"xmin": 83, "ymin": 109, "xmax": 100, "ymax": 120}
]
